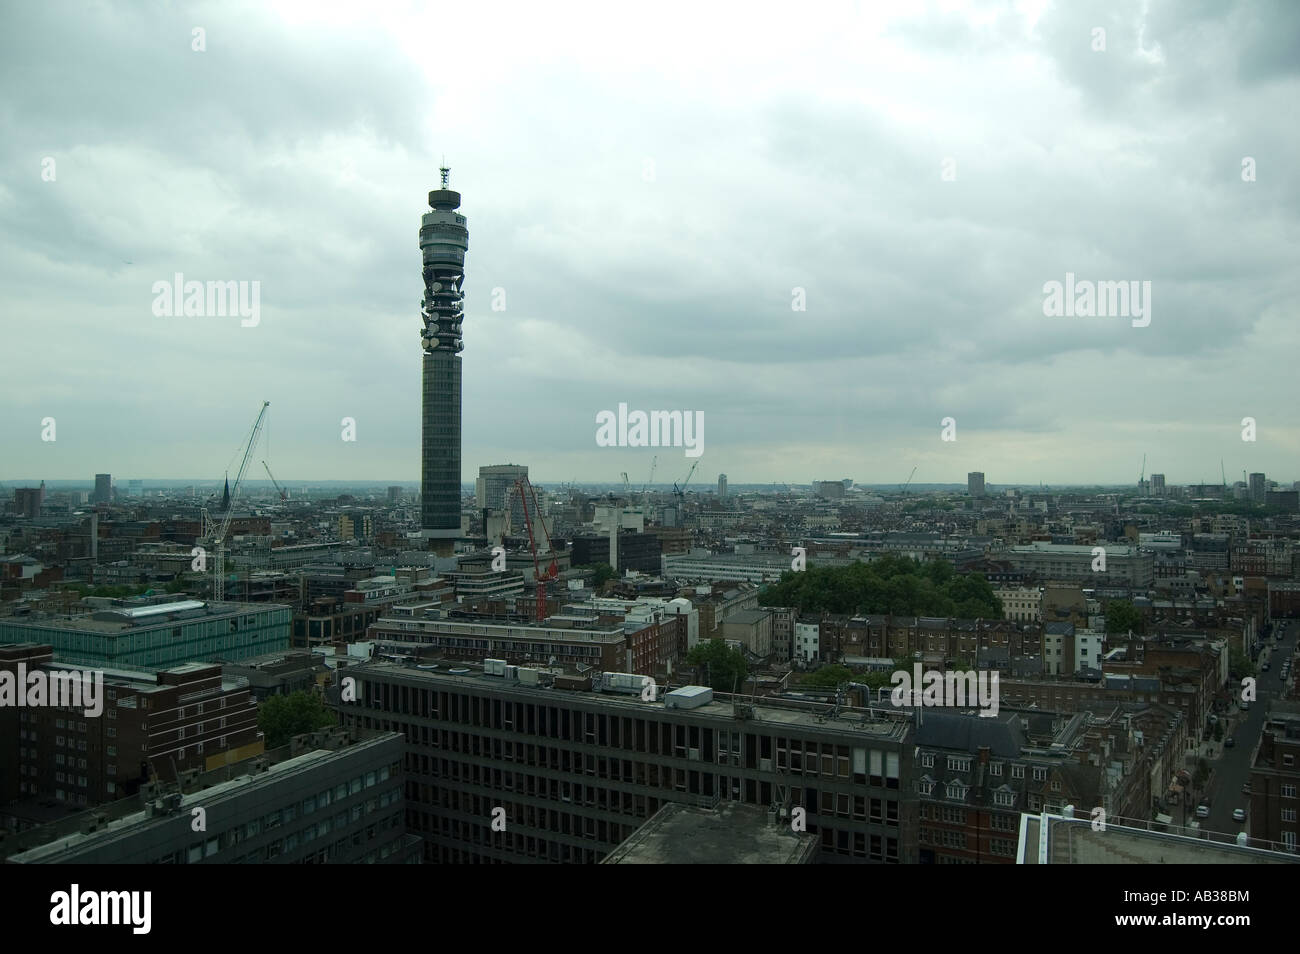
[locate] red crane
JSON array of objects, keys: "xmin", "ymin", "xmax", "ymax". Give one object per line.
[{"xmin": 514, "ymin": 477, "xmax": 558, "ymax": 622}]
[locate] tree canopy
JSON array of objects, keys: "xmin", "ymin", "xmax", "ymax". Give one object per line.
[
  {"xmin": 685, "ymin": 639, "xmax": 749, "ymax": 694},
  {"xmin": 758, "ymin": 555, "xmax": 1002, "ymax": 618},
  {"xmin": 1105, "ymin": 599, "xmax": 1145, "ymax": 635},
  {"xmin": 258, "ymin": 690, "xmax": 336, "ymax": 749}
]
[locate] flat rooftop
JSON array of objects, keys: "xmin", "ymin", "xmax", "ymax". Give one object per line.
[
  {"xmin": 354, "ymin": 661, "xmax": 910, "ymax": 737},
  {"xmin": 1020, "ymin": 813, "xmax": 1300, "ymax": 864},
  {"xmin": 602, "ymin": 802, "xmax": 816, "ymax": 864}
]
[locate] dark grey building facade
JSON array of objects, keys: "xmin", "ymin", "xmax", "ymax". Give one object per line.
[
  {"xmin": 335, "ymin": 662, "xmax": 917, "ymax": 864},
  {"xmin": 6, "ymin": 730, "xmax": 419, "ymax": 864}
]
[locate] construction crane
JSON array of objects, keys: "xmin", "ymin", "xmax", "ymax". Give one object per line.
[
  {"xmin": 641, "ymin": 456, "xmax": 657, "ymax": 500},
  {"xmin": 262, "ymin": 460, "xmax": 287, "ymax": 500},
  {"xmin": 901, "ymin": 466, "xmax": 917, "ymax": 494},
  {"xmin": 1139, "ymin": 453, "xmax": 1146, "ymax": 492},
  {"xmin": 673, "ymin": 459, "xmax": 699, "ymax": 498},
  {"xmin": 514, "ymin": 476, "xmax": 558, "ymax": 622},
  {"xmin": 621, "ymin": 472, "xmax": 632, "ymax": 501},
  {"xmin": 201, "ymin": 402, "xmax": 269, "ymax": 602}
]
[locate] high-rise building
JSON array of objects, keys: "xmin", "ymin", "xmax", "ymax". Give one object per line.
[
  {"xmin": 1250, "ymin": 472, "xmax": 1266, "ymax": 502},
  {"xmin": 13, "ymin": 482, "xmax": 44, "ymax": 518},
  {"xmin": 93, "ymin": 473, "xmax": 112, "ymax": 504},
  {"xmin": 968, "ymin": 472, "xmax": 985, "ymax": 497},
  {"xmin": 718, "ymin": 474, "xmax": 728, "ymax": 497},
  {"xmin": 1150, "ymin": 473, "xmax": 1165, "ymax": 496},
  {"xmin": 477, "ymin": 464, "xmax": 529, "ymax": 530},
  {"xmin": 419, "ymin": 168, "xmax": 469, "ymax": 555},
  {"xmin": 128, "ymin": 479, "xmax": 144, "ymax": 497},
  {"xmin": 387, "ymin": 485, "xmax": 403, "ymax": 504}
]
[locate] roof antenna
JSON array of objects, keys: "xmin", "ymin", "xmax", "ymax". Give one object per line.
[{"xmin": 440, "ymin": 158, "xmax": 450, "ymax": 189}]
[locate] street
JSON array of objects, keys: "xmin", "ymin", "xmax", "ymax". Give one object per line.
[{"xmin": 1196, "ymin": 618, "xmax": 1295, "ymax": 843}]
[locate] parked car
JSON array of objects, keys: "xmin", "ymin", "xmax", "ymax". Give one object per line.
[
  {"xmin": 1232, "ymin": 808, "xmax": 1247, "ymax": 822},
  {"xmin": 1196, "ymin": 803, "xmax": 1211, "ymax": 818},
  {"xmin": 1225, "ymin": 736, "xmax": 1236, "ymax": 748},
  {"xmin": 1242, "ymin": 781, "xmax": 1252, "ymax": 794},
  {"xmin": 1263, "ymin": 661, "xmax": 1271, "ymax": 671}
]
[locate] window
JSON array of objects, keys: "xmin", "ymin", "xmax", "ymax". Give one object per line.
[
  {"xmin": 947, "ymin": 756, "xmax": 970, "ymax": 773},
  {"xmin": 1283, "ymin": 784, "xmax": 1297, "ymax": 799},
  {"xmin": 1033, "ymin": 767, "xmax": 1047, "ymax": 781},
  {"xmin": 990, "ymin": 762, "xmax": 1002, "ymax": 776},
  {"xmin": 1011, "ymin": 764, "xmax": 1024, "ymax": 779},
  {"xmin": 921, "ymin": 753, "xmax": 934, "ymax": 768}
]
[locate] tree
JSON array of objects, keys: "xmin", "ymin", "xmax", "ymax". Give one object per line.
[
  {"xmin": 1105, "ymin": 599, "xmax": 1145, "ymax": 636},
  {"xmin": 258, "ymin": 690, "xmax": 336, "ymax": 749},
  {"xmin": 757, "ymin": 557, "xmax": 1000, "ymax": 618},
  {"xmin": 581, "ymin": 563, "xmax": 616, "ymax": 587},
  {"xmin": 802, "ymin": 664, "xmax": 853, "ymax": 689},
  {"xmin": 1194, "ymin": 758, "xmax": 1210, "ymax": 788},
  {"xmin": 1229, "ymin": 645, "xmax": 1255, "ymax": 680},
  {"xmin": 685, "ymin": 639, "xmax": 749, "ymax": 694}
]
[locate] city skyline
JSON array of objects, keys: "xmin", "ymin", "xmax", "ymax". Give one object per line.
[{"xmin": 4, "ymin": 2, "xmax": 1299, "ymax": 483}]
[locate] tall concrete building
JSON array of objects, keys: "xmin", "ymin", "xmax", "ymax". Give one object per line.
[
  {"xmin": 477, "ymin": 463, "xmax": 529, "ymax": 530},
  {"xmin": 419, "ymin": 168, "xmax": 469, "ymax": 555},
  {"xmin": 13, "ymin": 483, "xmax": 44, "ymax": 518},
  {"xmin": 718, "ymin": 473, "xmax": 728, "ymax": 497},
  {"xmin": 1150, "ymin": 473, "xmax": 1165, "ymax": 496},
  {"xmin": 1250, "ymin": 472, "xmax": 1266, "ymax": 503},
  {"xmin": 968, "ymin": 472, "xmax": 985, "ymax": 497},
  {"xmin": 94, "ymin": 473, "xmax": 112, "ymax": 504}
]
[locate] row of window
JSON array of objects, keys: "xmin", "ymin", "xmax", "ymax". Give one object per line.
[{"xmin": 921, "ymin": 753, "xmax": 1052, "ymax": 781}]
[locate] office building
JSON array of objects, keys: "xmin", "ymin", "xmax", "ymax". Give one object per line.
[
  {"xmin": 1149, "ymin": 474, "xmax": 1165, "ymax": 496},
  {"xmin": 1250, "ymin": 472, "xmax": 1266, "ymax": 503},
  {"xmin": 93, "ymin": 474, "xmax": 112, "ymax": 504},
  {"xmin": 718, "ymin": 474, "xmax": 728, "ymax": 498},
  {"xmin": 813, "ymin": 480, "xmax": 846, "ymax": 500},
  {"xmin": 476, "ymin": 463, "xmax": 529, "ymax": 530},
  {"xmin": 13, "ymin": 483, "xmax": 44, "ymax": 518},
  {"xmin": 968, "ymin": 472, "xmax": 985, "ymax": 497},
  {"xmin": 1003, "ymin": 542, "xmax": 1153, "ymax": 587},
  {"xmin": 335, "ymin": 661, "xmax": 915, "ymax": 863},
  {"xmin": 419, "ymin": 168, "xmax": 469, "ymax": 554},
  {"xmin": 571, "ymin": 531, "xmax": 662, "ymax": 575},
  {"xmin": 0, "ymin": 643, "xmax": 261, "ymax": 808},
  {"xmin": 5, "ymin": 729, "xmax": 419, "ymax": 864},
  {"xmin": 0, "ymin": 598, "xmax": 291, "ymax": 669},
  {"xmin": 661, "ymin": 551, "xmax": 793, "ymax": 585}
]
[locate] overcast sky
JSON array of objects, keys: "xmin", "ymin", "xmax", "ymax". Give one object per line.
[{"xmin": 2, "ymin": 0, "xmax": 1298, "ymax": 489}]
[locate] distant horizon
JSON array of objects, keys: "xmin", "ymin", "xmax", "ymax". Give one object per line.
[{"xmin": 4, "ymin": 477, "xmax": 1291, "ymax": 492}]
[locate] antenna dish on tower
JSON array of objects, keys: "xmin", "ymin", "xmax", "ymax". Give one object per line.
[{"xmin": 440, "ymin": 165, "xmax": 450, "ymax": 188}]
